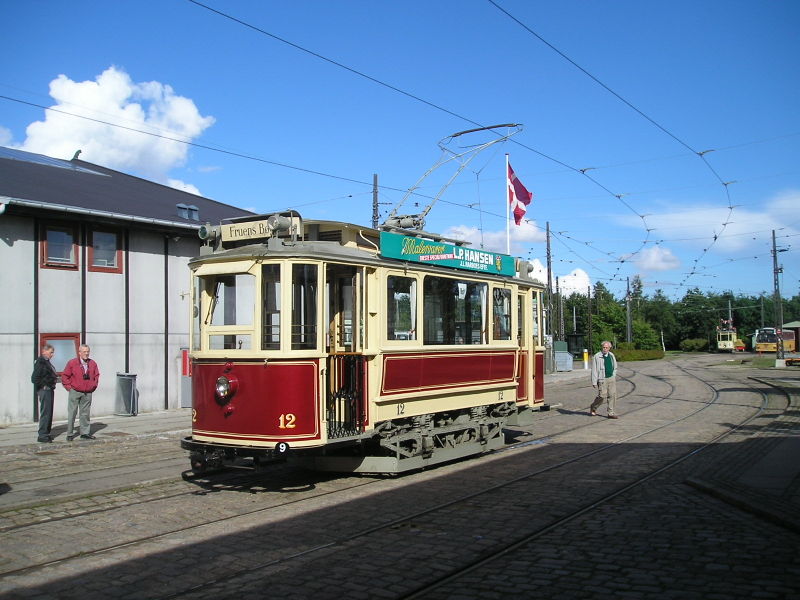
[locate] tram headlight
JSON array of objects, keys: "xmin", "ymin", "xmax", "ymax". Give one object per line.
[{"xmin": 215, "ymin": 374, "xmax": 238, "ymax": 404}]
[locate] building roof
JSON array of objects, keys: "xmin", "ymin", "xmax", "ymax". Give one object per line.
[{"xmin": 0, "ymin": 147, "xmax": 253, "ymax": 230}]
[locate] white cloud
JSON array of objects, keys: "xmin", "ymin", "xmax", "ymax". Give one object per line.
[
  {"xmin": 167, "ymin": 179, "xmax": 201, "ymax": 195},
  {"xmin": 557, "ymin": 268, "xmax": 592, "ymax": 296},
  {"xmin": 0, "ymin": 126, "xmax": 12, "ymax": 146},
  {"xmin": 620, "ymin": 190, "xmax": 800, "ymax": 253},
  {"xmin": 443, "ymin": 220, "xmax": 545, "ymax": 255},
  {"xmin": 634, "ymin": 245, "xmax": 681, "ymax": 272},
  {"xmin": 15, "ymin": 66, "xmax": 214, "ymax": 186}
]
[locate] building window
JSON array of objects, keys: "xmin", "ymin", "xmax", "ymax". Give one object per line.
[
  {"xmin": 40, "ymin": 224, "xmax": 78, "ymax": 269},
  {"xmin": 38, "ymin": 333, "xmax": 79, "ymax": 374},
  {"xmin": 89, "ymin": 229, "xmax": 123, "ymax": 273}
]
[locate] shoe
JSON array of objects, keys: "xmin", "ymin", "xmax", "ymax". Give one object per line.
[
  {"xmin": 66, "ymin": 434, "xmax": 76, "ymax": 441},
  {"xmin": 590, "ymin": 410, "xmax": 597, "ymax": 416},
  {"xmin": 79, "ymin": 434, "xmax": 96, "ymax": 440},
  {"xmin": 37, "ymin": 437, "xmax": 52, "ymax": 443},
  {"xmin": 608, "ymin": 414, "xmax": 619, "ymax": 419}
]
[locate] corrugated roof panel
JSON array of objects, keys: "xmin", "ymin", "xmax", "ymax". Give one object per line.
[{"xmin": 0, "ymin": 147, "xmax": 107, "ymax": 176}]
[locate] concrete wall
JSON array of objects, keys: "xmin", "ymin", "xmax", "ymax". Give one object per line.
[
  {"xmin": 0, "ymin": 215, "xmax": 36, "ymax": 423},
  {"xmin": 0, "ymin": 214, "xmax": 198, "ymax": 425}
]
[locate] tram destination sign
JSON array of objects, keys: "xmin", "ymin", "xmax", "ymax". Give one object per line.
[
  {"xmin": 380, "ymin": 231, "xmax": 516, "ymax": 276},
  {"xmin": 219, "ymin": 219, "xmax": 273, "ymax": 242}
]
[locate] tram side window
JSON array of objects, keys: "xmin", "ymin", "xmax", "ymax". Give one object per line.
[
  {"xmin": 493, "ymin": 288, "xmax": 511, "ymax": 340},
  {"xmin": 387, "ymin": 276, "xmax": 416, "ymax": 340},
  {"xmin": 423, "ymin": 276, "xmax": 487, "ymax": 345},
  {"xmin": 262, "ymin": 264, "xmax": 281, "ymax": 350},
  {"xmin": 205, "ymin": 273, "xmax": 254, "ymax": 350},
  {"xmin": 292, "ymin": 264, "xmax": 318, "ymax": 350}
]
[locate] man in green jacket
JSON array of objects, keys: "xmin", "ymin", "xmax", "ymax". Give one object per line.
[{"xmin": 590, "ymin": 340, "xmax": 619, "ymax": 419}]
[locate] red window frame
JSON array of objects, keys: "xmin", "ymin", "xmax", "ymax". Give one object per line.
[
  {"xmin": 40, "ymin": 223, "xmax": 79, "ymax": 270},
  {"xmin": 38, "ymin": 333, "xmax": 80, "ymax": 375},
  {"xmin": 88, "ymin": 228, "xmax": 123, "ymax": 274}
]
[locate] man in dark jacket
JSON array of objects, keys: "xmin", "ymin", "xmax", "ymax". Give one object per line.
[
  {"xmin": 61, "ymin": 344, "xmax": 100, "ymax": 441},
  {"xmin": 31, "ymin": 344, "xmax": 58, "ymax": 443}
]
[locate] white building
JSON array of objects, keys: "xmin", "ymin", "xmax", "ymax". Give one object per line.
[{"xmin": 0, "ymin": 147, "xmax": 252, "ymax": 425}]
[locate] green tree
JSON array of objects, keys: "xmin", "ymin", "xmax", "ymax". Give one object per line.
[{"xmin": 632, "ymin": 318, "xmax": 660, "ymax": 350}]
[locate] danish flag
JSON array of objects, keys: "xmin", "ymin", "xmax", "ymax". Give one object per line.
[{"xmin": 508, "ymin": 162, "xmax": 533, "ymax": 225}]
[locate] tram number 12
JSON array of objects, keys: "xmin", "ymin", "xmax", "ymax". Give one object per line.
[
  {"xmin": 397, "ymin": 403, "xmax": 405, "ymax": 416},
  {"xmin": 279, "ymin": 413, "xmax": 297, "ymax": 429}
]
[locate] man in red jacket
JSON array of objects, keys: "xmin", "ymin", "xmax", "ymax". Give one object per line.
[{"xmin": 62, "ymin": 344, "xmax": 101, "ymax": 441}]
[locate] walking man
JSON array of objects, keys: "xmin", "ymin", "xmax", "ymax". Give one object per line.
[
  {"xmin": 590, "ymin": 340, "xmax": 619, "ymax": 419},
  {"xmin": 62, "ymin": 344, "xmax": 100, "ymax": 440},
  {"xmin": 31, "ymin": 344, "xmax": 58, "ymax": 443}
]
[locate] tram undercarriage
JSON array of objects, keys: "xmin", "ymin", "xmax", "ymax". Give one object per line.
[
  {"xmin": 294, "ymin": 401, "xmax": 516, "ymax": 474},
  {"xmin": 182, "ymin": 401, "xmax": 517, "ymax": 475}
]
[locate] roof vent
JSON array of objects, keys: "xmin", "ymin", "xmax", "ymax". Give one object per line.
[
  {"xmin": 187, "ymin": 205, "xmax": 199, "ymax": 221},
  {"xmin": 176, "ymin": 203, "xmax": 189, "ymax": 219}
]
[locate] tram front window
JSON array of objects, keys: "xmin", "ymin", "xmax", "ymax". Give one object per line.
[
  {"xmin": 292, "ymin": 264, "xmax": 318, "ymax": 350},
  {"xmin": 262, "ymin": 264, "xmax": 281, "ymax": 350},
  {"xmin": 203, "ymin": 273, "xmax": 255, "ymax": 350}
]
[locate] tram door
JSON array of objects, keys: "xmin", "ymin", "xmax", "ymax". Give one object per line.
[{"xmin": 325, "ymin": 265, "xmax": 365, "ymax": 438}]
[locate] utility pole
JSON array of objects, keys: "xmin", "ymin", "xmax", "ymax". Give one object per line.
[
  {"xmin": 772, "ymin": 230, "xmax": 786, "ymax": 361},
  {"xmin": 587, "ymin": 285, "xmax": 593, "ymax": 353},
  {"xmin": 573, "ymin": 304, "xmax": 577, "ymax": 334},
  {"xmin": 546, "ymin": 222, "xmax": 553, "ymax": 340},
  {"xmin": 371, "ymin": 174, "xmax": 379, "ymax": 229},
  {"xmin": 557, "ymin": 278, "xmax": 565, "ymax": 341},
  {"xmin": 625, "ymin": 276, "xmax": 632, "ymax": 344}
]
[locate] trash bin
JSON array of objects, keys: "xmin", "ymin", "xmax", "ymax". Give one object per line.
[{"xmin": 115, "ymin": 373, "xmax": 138, "ymax": 416}]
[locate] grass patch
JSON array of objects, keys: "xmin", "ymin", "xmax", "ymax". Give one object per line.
[{"xmin": 751, "ymin": 356, "xmax": 777, "ymax": 369}]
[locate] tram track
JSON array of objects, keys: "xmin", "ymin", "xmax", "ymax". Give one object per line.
[
  {"xmin": 157, "ymin": 359, "xmax": 767, "ymax": 598},
  {"xmin": 0, "ymin": 359, "xmax": 671, "ymax": 533},
  {"xmin": 0, "ymin": 358, "xmax": 779, "ymax": 599}
]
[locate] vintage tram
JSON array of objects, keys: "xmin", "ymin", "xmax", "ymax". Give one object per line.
[{"xmin": 181, "ymin": 211, "xmax": 546, "ymax": 474}]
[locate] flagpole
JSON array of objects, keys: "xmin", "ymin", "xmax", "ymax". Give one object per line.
[{"xmin": 505, "ymin": 153, "xmax": 510, "ymax": 255}]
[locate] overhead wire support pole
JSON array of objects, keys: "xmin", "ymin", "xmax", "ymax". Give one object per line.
[
  {"xmin": 772, "ymin": 230, "xmax": 786, "ymax": 362},
  {"xmin": 371, "ymin": 174, "xmax": 379, "ymax": 229}
]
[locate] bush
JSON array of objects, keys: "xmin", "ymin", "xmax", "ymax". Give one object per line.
[
  {"xmin": 615, "ymin": 348, "xmax": 664, "ymax": 361},
  {"xmin": 679, "ymin": 338, "xmax": 709, "ymax": 352}
]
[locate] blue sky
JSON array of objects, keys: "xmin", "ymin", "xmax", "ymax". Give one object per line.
[{"xmin": 2, "ymin": 0, "xmax": 798, "ymax": 302}]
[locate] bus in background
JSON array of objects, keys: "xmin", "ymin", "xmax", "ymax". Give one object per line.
[{"xmin": 754, "ymin": 327, "xmax": 797, "ymax": 353}]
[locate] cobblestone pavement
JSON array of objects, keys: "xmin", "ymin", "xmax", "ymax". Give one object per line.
[{"xmin": 0, "ymin": 355, "xmax": 797, "ymax": 599}]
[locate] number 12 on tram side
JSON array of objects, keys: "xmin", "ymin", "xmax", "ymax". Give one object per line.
[{"xmin": 181, "ymin": 212, "xmax": 546, "ymax": 474}]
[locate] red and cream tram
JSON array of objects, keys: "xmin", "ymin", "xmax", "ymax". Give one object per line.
[{"xmin": 181, "ymin": 211, "xmax": 546, "ymax": 474}]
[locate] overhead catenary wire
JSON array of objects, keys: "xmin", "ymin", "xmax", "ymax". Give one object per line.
[
  {"xmin": 486, "ymin": 0, "xmax": 740, "ymax": 295},
  {"xmin": 185, "ymin": 0, "xmax": 657, "ymax": 263}
]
